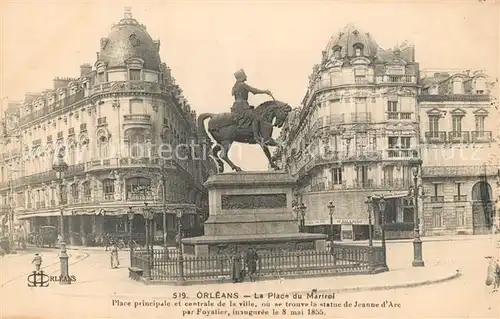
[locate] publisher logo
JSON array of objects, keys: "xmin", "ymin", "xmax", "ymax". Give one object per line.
[
  {"xmin": 27, "ymin": 271, "xmax": 76, "ymax": 287},
  {"xmin": 27, "ymin": 271, "xmax": 49, "ymax": 287}
]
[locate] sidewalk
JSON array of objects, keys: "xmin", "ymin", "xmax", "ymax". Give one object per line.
[
  {"xmin": 334, "ymin": 233, "xmax": 499, "ymax": 245},
  {"xmin": 47, "ymin": 262, "xmax": 460, "ymax": 298}
]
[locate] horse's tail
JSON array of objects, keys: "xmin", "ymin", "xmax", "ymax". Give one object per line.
[{"xmin": 197, "ymin": 113, "xmax": 215, "ymax": 143}]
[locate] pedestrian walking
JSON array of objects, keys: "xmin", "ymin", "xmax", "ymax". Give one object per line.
[
  {"xmin": 32, "ymin": 253, "xmax": 42, "ymax": 271},
  {"xmin": 485, "ymin": 256, "xmax": 500, "ymax": 292},
  {"xmin": 230, "ymin": 254, "xmax": 244, "ymax": 283},
  {"xmin": 110, "ymin": 243, "xmax": 120, "ymax": 269},
  {"xmin": 246, "ymin": 248, "xmax": 260, "ymax": 282}
]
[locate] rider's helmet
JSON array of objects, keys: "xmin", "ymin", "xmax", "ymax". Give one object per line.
[{"xmin": 234, "ymin": 69, "xmax": 247, "ymax": 81}]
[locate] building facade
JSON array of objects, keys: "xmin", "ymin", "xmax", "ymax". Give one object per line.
[
  {"xmin": 275, "ymin": 24, "xmax": 499, "ymax": 239},
  {"xmin": 274, "ymin": 25, "xmax": 421, "ymax": 241},
  {"xmin": 419, "ymin": 70, "xmax": 499, "ymax": 236},
  {"xmin": 0, "ymin": 10, "xmax": 211, "ymax": 245}
]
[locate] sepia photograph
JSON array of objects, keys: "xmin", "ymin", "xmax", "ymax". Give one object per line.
[{"xmin": 0, "ymin": 1, "xmax": 499, "ymax": 318}]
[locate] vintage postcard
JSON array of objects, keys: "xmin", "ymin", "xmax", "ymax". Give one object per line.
[{"xmin": 0, "ymin": 1, "xmax": 499, "ymax": 318}]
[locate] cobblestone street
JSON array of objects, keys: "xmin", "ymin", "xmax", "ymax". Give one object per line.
[{"xmin": 1, "ymin": 235, "xmax": 499, "ymax": 318}]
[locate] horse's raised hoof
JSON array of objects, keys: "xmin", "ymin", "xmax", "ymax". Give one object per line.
[{"xmin": 234, "ymin": 167, "xmax": 243, "ymax": 172}]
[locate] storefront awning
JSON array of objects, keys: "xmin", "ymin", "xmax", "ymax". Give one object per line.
[{"xmin": 18, "ymin": 203, "xmax": 199, "ymax": 219}]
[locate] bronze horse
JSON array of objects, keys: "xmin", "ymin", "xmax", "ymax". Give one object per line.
[{"xmin": 197, "ymin": 100, "xmax": 292, "ymax": 173}]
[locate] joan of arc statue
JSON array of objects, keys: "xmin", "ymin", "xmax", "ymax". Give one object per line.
[{"xmin": 231, "ymin": 69, "xmax": 274, "ymax": 144}]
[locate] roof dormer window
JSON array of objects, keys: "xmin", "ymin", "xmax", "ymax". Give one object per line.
[
  {"xmin": 353, "ymin": 43, "xmax": 364, "ymax": 57},
  {"xmin": 475, "ymin": 76, "xmax": 486, "ymax": 94},
  {"xmin": 355, "ymin": 48, "xmax": 362, "ymax": 57},
  {"xmin": 97, "ymin": 72, "xmax": 107, "ymax": 83},
  {"xmin": 452, "ymin": 78, "xmax": 463, "ymax": 94}
]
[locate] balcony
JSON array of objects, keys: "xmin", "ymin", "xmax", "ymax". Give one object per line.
[
  {"xmin": 430, "ymin": 196, "xmax": 444, "ymax": 203},
  {"xmin": 425, "ymin": 131, "xmax": 447, "ymax": 143},
  {"xmin": 350, "ymin": 112, "xmax": 372, "ymax": 123},
  {"xmin": 453, "ymin": 195, "xmax": 467, "ymax": 202},
  {"xmin": 471, "ymin": 131, "xmax": 492, "ymax": 143},
  {"xmin": 325, "ymin": 114, "xmax": 345, "ymax": 126},
  {"xmin": 418, "ymin": 94, "xmax": 490, "ymax": 102},
  {"xmin": 353, "ymin": 179, "xmax": 375, "ymax": 189},
  {"xmin": 386, "ymin": 149, "xmax": 418, "ymax": 159},
  {"xmin": 91, "ymin": 81, "xmax": 165, "ymax": 95},
  {"xmin": 381, "ymin": 178, "xmax": 413, "ymax": 190},
  {"xmin": 448, "ymin": 131, "xmax": 470, "ymax": 143},
  {"xmin": 387, "ymin": 112, "xmax": 413, "ymax": 121},
  {"xmin": 123, "ymin": 114, "xmax": 152, "ymax": 130},
  {"xmin": 376, "ymin": 75, "xmax": 417, "ymax": 84}
]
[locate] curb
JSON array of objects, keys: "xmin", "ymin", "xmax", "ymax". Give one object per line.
[{"xmin": 47, "ymin": 268, "xmax": 461, "ymax": 298}]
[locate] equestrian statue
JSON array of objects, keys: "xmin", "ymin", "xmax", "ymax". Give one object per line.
[{"xmin": 197, "ymin": 69, "xmax": 292, "ymax": 173}]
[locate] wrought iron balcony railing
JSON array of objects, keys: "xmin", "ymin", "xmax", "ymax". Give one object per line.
[
  {"xmin": 350, "ymin": 112, "xmax": 372, "ymax": 123},
  {"xmin": 471, "ymin": 131, "xmax": 492, "ymax": 143},
  {"xmin": 430, "ymin": 196, "xmax": 444, "ymax": 203},
  {"xmin": 448, "ymin": 131, "xmax": 470, "ymax": 143},
  {"xmin": 425, "ymin": 131, "xmax": 447, "ymax": 143},
  {"xmin": 453, "ymin": 195, "xmax": 467, "ymax": 202}
]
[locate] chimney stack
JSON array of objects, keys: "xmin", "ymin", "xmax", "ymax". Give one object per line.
[
  {"xmin": 80, "ymin": 64, "xmax": 93, "ymax": 77},
  {"xmin": 53, "ymin": 77, "xmax": 73, "ymax": 90}
]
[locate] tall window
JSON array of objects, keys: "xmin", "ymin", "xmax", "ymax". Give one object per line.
[
  {"xmin": 452, "ymin": 115, "xmax": 462, "ymax": 132},
  {"xmin": 456, "ymin": 206, "xmax": 466, "ymax": 226},
  {"xmin": 126, "ymin": 177, "xmax": 152, "ymax": 200},
  {"xmin": 356, "ymin": 132, "xmax": 367, "ymax": 152},
  {"xmin": 103, "ymin": 179, "xmax": 115, "ymax": 200},
  {"xmin": 355, "ymin": 48, "xmax": 362, "ymax": 56},
  {"xmin": 383, "ymin": 165, "xmax": 394, "ymax": 185},
  {"xmin": 69, "ymin": 145, "xmax": 77, "ymax": 165},
  {"xmin": 27, "ymin": 190, "xmax": 32, "ymax": 209},
  {"xmin": 428, "ymin": 116, "xmax": 439, "ymax": 134},
  {"xmin": 353, "ymin": 68, "xmax": 367, "ymax": 84},
  {"xmin": 388, "ymin": 136, "xmax": 398, "ymax": 149},
  {"xmin": 432, "ymin": 207, "xmax": 443, "ymax": 227},
  {"xmin": 475, "ymin": 116, "xmax": 485, "ymax": 132},
  {"xmin": 402, "ymin": 197, "xmax": 414, "ymax": 223},
  {"xmin": 432, "ymin": 183, "xmax": 444, "ymax": 202},
  {"xmin": 387, "ymin": 101, "xmax": 398, "ymax": 119},
  {"xmin": 71, "ymin": 183, "xmax": 79, "ymax": 203},
  {"xmin": 98, "ymin": 137, "xmax": 109, "ymax": 159},
  {"xmin": 331, "ymin": 168, "xmax": 342, "ymax": 185},
  {"xmin": 130, "ymin": 134, "xmax": 146, "ymax": 158},
  {"xmin": 83, "ymin": 181, "xmax": 91, "ymax": 201},
  {"xmin": 400, "ymin": 137, "xmax": 411, "ymax": 149},
  {"xmin": 356, "ymin": 165, "xmax": 368, "ymax": 187},
  {"xmin": 36, "ymin": 190, "xmax": 40, "ymax": 208},
  {"xmin": 129, "ymin": 69, "xmax": 141, "ymax": 81}
]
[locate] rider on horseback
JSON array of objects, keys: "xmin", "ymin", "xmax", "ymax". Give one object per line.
[{"xmin": 231, "ymin": 69, "xmax": 274, "ymax": 145}]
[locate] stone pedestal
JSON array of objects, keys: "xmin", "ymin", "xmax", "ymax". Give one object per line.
[{"xmin": 182, "ymin": 171, "xmax": 327, "ymax": 256}]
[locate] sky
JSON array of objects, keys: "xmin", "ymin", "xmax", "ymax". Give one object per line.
[{"xmin": 0, "ymin": 0, "xmax": 498, "ymax": 170}]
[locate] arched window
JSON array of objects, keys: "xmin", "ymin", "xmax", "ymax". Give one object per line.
[
  {"xmin": 98, "ymin": 136, "xmax": 109, "ymax": 159},
  {"xmin": 353, "ymin": 43, "xmax": 364, "ymax": 57},
  {"xmin": 475, "ymin": 77, "xmax": 486, "ymax": 94},
  {"xmin": 103, "ymin": 179, "xmax": 115, "ymax": 200},
  {"xmin": 71, "ymin": 183, "xmax": 79, "ymax": 203},
  {"xmin": 126, "ymin": 177, "xmax": 151, "ymax": 200},
  {"xmin": 81, "ymin": 144, "xmax": 89, "ymax": 163},
  {"xmin": 34, "ymin": 156, "xmax": 41, "ymax": 173},
  {"xmin": 82, "ymin": 181, "xmax": 91, "ymax": 202}
]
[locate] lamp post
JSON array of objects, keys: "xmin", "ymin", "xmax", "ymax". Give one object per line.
[
  {"xmin": 52, "ymin": 148, "xmax": 71, "ymax": 284},
  {"xmin": 143, "ymin": 202, "xmax": 154, "ymax": 278},
  {"xmin": 365, "ymin": 196, "xmax": 373, "ymax": 247},
  {"xmin": 327, "ymin": 201, "xmax": 335, "ymax": 249},
  {"xmin": 378, "ymin": 195, "xmax": 388, "ymax": 270},
  {"xmin": 411, "ymin": 164, "xmax": 425, "ymax": 267},
  {"xmin": 176, "ymin": 210, "xmax": 184, "ymax": 280},
  {"xmin": 299, "ymin": 203, "xmax": 306, "ymax": 232},
  {"xmin": 127, "ymin": 207, "xmax": 134, "ymax": 261}
]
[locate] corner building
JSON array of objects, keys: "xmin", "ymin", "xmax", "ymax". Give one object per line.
[
  {"xmin": 0, "ymin": 10, "xmax": 211, "ymax": 245},
  {"xmin": 275, "ymin": 25, "xmax": 421, "ymax": 241}
]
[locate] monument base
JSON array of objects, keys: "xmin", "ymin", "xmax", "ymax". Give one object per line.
[{"xmin": 182, "ymin": 233, "xmax": 327, "ymax": 256}]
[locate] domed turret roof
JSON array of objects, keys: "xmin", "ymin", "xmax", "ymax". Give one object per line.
[
  {"xmin": 324, "ymin": 24, "xmax": 378, "ymax": 58},
  {"xmin": 98, "ymin": 8, "xmax": 161, "ymax": 70}
]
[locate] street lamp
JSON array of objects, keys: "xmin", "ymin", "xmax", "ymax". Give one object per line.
[
  {"xmin": 52, "ymin": 148, "xmax": 71, "ymax": 285},
  {"xmin": 143, "ymin": 202, "xmax": 154, "ymax": 278},
  {"xmin": 327, "ymin": 201, "xmax": 335, "ymax": 249},
  {"xmin": 127, "ymin": 207, "xmax": 134, "ymax": 260},
  {"xmin": 365, "ymin": 196, "xmax": 373, "ymax": 247},
  {"xmin": 378, "ymin": 195, "xmax": 388, "ymax": 270},
  {"xmin": 410, "ymin": 165, "xmax": 425, "ymax": 267},
  {"xmin": 176, "ymin": 210, "xmax": 184, "ymax": 280},
  {"xmin": 299, "ymin": 203, "xmax": 306, "ymax": 232}
]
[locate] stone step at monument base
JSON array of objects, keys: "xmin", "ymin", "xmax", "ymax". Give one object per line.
[
  {"xmin": 181, "ymin": 233, "xmax": 327, "ymax": 256},
  {"xmin": 203, "ymin": 213, "xmax": 299, "ymax": 236}
]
